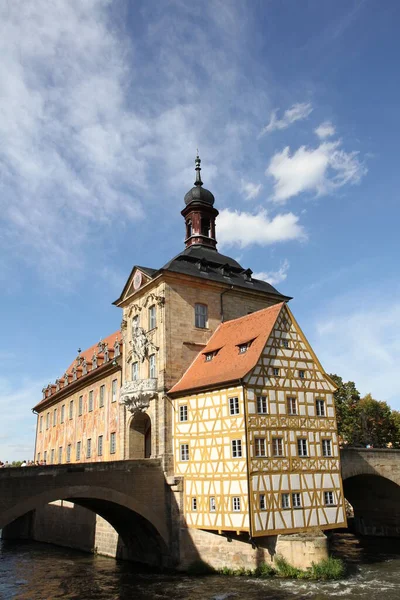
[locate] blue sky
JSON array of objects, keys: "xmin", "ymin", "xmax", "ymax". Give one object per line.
[{"xmin": 1, "ymin": 0, "xmax": 399, "ymax": 461}]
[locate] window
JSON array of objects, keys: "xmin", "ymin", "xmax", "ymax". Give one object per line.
[
  {"xmin": 50, "ymin": 449, "xmax": 54, "ymax": 464},
  {"xmin": 195, "ymin": 303, "xmax": 208, "ymax": 328},
  {"xmin": 229, "ymin": 397, "xmax": 239, "ymax": 415},
  {"xmin": 281, "ymin": 493, "xmax": 290, "ymax": 509},
  {"xmin": 179, "ymin": 405, "xmax": 188, "ymax": 422},
  {"xmin": 255, "ymin": 438, "xmax": 266, "ymax": 457},
  {"xmin": 132, "ymin": 315, "xmax": 139, "ymax": 329},
  {"xmin": 61, "ymin": 405, "xmax": 65, "ymax": 423},
  {"xmin": 110, "ymin": 432, "xmax": 116, "ymax": 454},
  {"xmin": 46, "ymin": 412, "xmax": 50, "ymax": 429},
  {"xmin": 78, "ymin": 396, "xmax": 83, "ymax": 416},
  {"xmin": 238, "ymin": 343, "xmax": 249, "ymax": 354},
  {"xmin": 316, "ymin": 399, "xmax": 325, "ymax": 417},
  {"xmin": 112, "ymin": 379, "xmax": 117, "ymax": 402},
  {"xmin": 192, "ymin": 497, "xmax": 197, "ymax": 511},
  {"xmin": 98, "ymin": 435, "xmax": 103, "ymax": 456},
  {"xmin": 231, "ymin": 439, "xmax": 242, "ymax": 458},
  {"xmin": 292, "ymin": 492, "xmax": 302, "ymax": 508},
  {"xmin": 44, "ymin": 450, "xmax": 47, "ymax": 463},
  {"xmin": 299, "ymin": 370, "xmax": 305, "ymax": 379},
  {"xmin": 324, "ymin": 491, "xmax": 335, "ymax": 506},
  {"xmin": 273, "ymin": 367, "xmax": 280, "ymax": 376},
  {"xmin": 66, "ymin": 445, "xmax": 71, "ymax": 463},
  {"xmin": 87, "ymin": 438, "xmax": 92, "ymax": 458},
  {"xmin": 99, "ymin": 385, "xmax": 105, "ymax": 408},
  {"xmin": 58, "ymin": 447, "xmax": 62, "ymax": 463},
  {"xmin": 205, "ymin": 352, "xmax": 214, "ymax": 362},
  {"xmin": 209, "ymin": 497, "xmax": 216, "ymax": 512},
  {"xmin": 76, "ymin": 441, "xmax": 81, "ymax": 461},
  {"xmin": 53, "ymin": 409, "xmax": 57, "ymax": 426},
  {"xmin": 88, "ymin": 391, "xmax": 94, "ymax": 412},
  {"xmin": 149, "ymin": 354, "xmax": 156, "ymax": 378},
  {"xmin": 282, "ymin": 339, "xmax": 289, "ymax": 349},
  {"xmin": 201, "ymin": 217, "xmax": 210, "ymax": 237},
  {"xmin": 39, "ymin": 416, "xmax": 43, "ymax": 432},
  {"xmin": 180, "ymin": 443, "xmax": 189, "ymax": 461},
  {"xmin": 259, "ymin": 494, "xmax": 266, "ymax": 510},
  {"xmin": 272, "ymin": 437, "xmax": 284, "ymax": 457},
  {"xmin": 69, "ymin": 400, "xmax": 74, "ymax": 419},
  {"xmin": 232, "ymin": 497, "xmax": 241, "ymax": 512},
  {"xmin": 37, "ymin": 452, "xmax": 40, "ymax": 462},
  {"xmin": 149, "ymin": 305, "xmax": 156, "ymax": 330},
  {"xmin": 287, "ymin": 397, "xmax": 297, "ymax": 415},
  {"xmin": 322, "ymin": 439, "xmax": 332, "ymax": 457},
  {"xmin": 257, "ymin": 396, "xmax": 268, "ymax": 414},
  {"xmin": 297, "ymin": 438, "xmax": 308, "ymax": 457},
  {"xmin": 132, "ymin": 361, "xmax": 139, "ymax": 381}
]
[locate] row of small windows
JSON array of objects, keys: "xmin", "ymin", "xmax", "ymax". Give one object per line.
[
  {"xmin": 39, "ymin": 380, "xmax": 118, "ymax": 432},
  {"xmin": 179, "ymin": 437, "xmax": 332, "ymax": 461},
  {"xmin": 37, "ymin": 433, "xmax": 116, "ymax": 464},
  {"xmin": 178, "ymin": 396, "xmax": 326, "ymax": 422},
  {"xmin": 131, "ymin": 355, "xmax": 156, "ymax": 380},
  {"xmin": 189, "ymin": 491, "xmax": 336, "ymax": 513}
]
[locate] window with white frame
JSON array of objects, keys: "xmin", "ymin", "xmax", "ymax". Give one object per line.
[
  {"xmin": 66, "ymin": 445, "xmax": 71, "ymax": 463},
  {"xmin": 195, "ymin": 303, "xmax": 208, "ymax": 328},
  {"xmin": 46, "ymin": 412, "xmax": 50, "ymax": 429},
  {"xmin": 322, "ymin": 439, "xmax": 332, "ymax": 457},
  {"xmin": 61, "ymin": 405, "xmax": 65, "ymax": 423},
  {"xmin": 58, "ymin": 447, "xmax": 62, "ymax": 463},
  {"xmin": 179, "ymin": 405, "xmax": 188, "ymax": 422},
  {"xmin": 149, "ymin": 305, "xmax": 156, "ymax": 330},
  {"xmin": 69, "ymin": 400, "xmax": 74, "ymax": 419},
  {"xmin": 50, "ymin": 449, "xmax": 54, "ymax": 464},
  {"xmin": 87, "ymin": 438, "xmax": 92, "ymax": 458},
  {"xmin": 76, "ymin": 441, "xmax": 81, "ymax": 461},
  {"xmin": 192, "ymin": 497, "xmax": 197, "ymax": 511},
  {"xmin": 297, "ymin": 438, "xmax": 308, "ymax": 457},
  {"xmin": 316, "ymin": 399, "xmax": 325, "ymax": 416},
  {"xmin": 88, "ymin": 391, "xmax": 94, "ymax": 412},
  {"xmin": 281, "ymin": 493, "xmax": 290, "ymax": 509},
  {"xmin": 232, "ymin": 497, "xmax": 241, "ymax": 512},
  {"xmin": 259, "ymin": 494, "xmax": 266, "ymax": 510},
  {"xmin": 110, "ymin": 432, "xmax": 116, "ymax": 454},
  {"xmin": 53, "ymin": 409, "xmax": 57, "ymax": 426},
  {"xmin": 299, "ymin": 370, "xmax": 305, "ymax": 379},
  {"xmin": 255, "ymin": 438, "xmax": 266, "ymax": 457},
  {"xmin": 149, "ymin": 354, "xmax": 156, "ymax": 378},
  {"xmin": 209, "ymin": 497, "xmax": 216, "ymax": 512},
  {"xmin": 180, "ymin": 443, "xmax": 189, "ymax": 461},
  {"xmin": 282, "ymin": 339, "xmax": 289, "ymax": 349},
  {"xmin": 324, "ymin": 491, "xmax": 335, "ymax": 506},
  {"xmin": 229, "ymin": 397, "xmax": 239, "ymax": 415},
  {"xmin": 292, "ymin": 492, "xmax": 302, "ymax": 508},
  {"xmin": 98, "ymin": 435, "xmax": 103, "ymax": 456},
  {"xmin": 238, "ymin": 343, "xmax": 249, "ymax": 354},
  {"xmin": 257, "ymin": 396, "xmax": 268, "ymax": 414},
  {"xmin": 78, "ymin": 396, "xmax": 83, "ymax": 416},
  {"xmin": 273, "ymin": 367, "xmax": 280, "ymax": 376},
  {"xmin": 287, "ymin": 396, "xmax": 297, "ymax": 415},
  {"xmin": 231, "ymin": 439, "xmax": 242, "ymax": 458},
  {"xmin": 99, "ymin": 385, "xmax": 105, "ymax": 408},
  {"xmin": 132, "ymin": 361, "xmax": 139, "ymax": 381},
  {"xmin": 272, "ymin": 437, "xmax": 284, "ymax": 457},
  {"xmin": 112, "ymin": 379, "xmax": 117, "ymax": 402}
]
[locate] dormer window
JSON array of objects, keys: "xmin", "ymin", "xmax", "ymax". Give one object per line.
[
  {"xmin": 82, "ymin": 358, "xmax": 88, "ymax": 375},
  {"xmin": 204, "ymin": 349, "xmax": 219, "ymax": 362},
  {"xmin": 92, "ymin": 354, "xmax": 97, "ymax": 370},
  {"xmin": 64, "ymin": 373, "xmax": 69, "ymax": 388},
  {"xmin": 238, "ymin": 339, "xmax": 254, "ymax": 354},
  {"xmin": 114, "ymin": 340, "xmax": 120, "ymax": 357},
  {"xmin": 103, "ymin": 344, "xmax": 109, "ymax": 362},
  {"xmin": 243, "ymin": 268, "xmax": 253, "ymax": 282}
]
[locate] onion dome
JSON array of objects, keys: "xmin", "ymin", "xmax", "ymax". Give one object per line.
[{"xmin": 184, "ymin": 154, "xmax": 215, "ymax": 206}]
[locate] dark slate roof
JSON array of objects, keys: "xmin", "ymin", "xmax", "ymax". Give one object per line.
[{"xmin": 184, "ymin": 185, "xmax": 215, "ymax": 206}]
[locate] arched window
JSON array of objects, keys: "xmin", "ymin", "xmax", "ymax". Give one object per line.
[
  {"xmin": 186, "ymin": 219, "xmax": 192, "ymax": 238},
  {"xmin": 201, "ymin": 218, "xmax": 210, "ymax": 237}
]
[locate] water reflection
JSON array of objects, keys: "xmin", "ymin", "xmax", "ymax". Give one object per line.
[{"xmin": 1, "ymin": 534, "xmax": 400, "ymax": 600}]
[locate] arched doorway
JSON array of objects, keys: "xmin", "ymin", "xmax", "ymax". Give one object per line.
[{"xmin": 129, "ymin": 412, "xmax": 151, "ymax": 459}]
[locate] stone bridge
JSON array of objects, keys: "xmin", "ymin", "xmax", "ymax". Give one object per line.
[
  {"xmin": 0, "ymin": 459, "xmax": 181, "ymax": 567},
  {"xmin": 340, "ymin": 448, "xmax": 400, "ymax": 536}
]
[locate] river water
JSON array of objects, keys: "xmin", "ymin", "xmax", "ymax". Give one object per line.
[{"xmin": 1, "ymin": 533, "xmax": 399, "ymax": 600}]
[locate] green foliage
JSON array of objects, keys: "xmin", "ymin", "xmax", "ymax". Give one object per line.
[
  {"xmin": 273, "ymin": 556, "xmax": 304, "ymax": 578},
  {"xmin": 217, "ymin": 557, "xmax": 345, "ymax": 581},
  {"xmin": 186, "ymin": 560, "xmax": 216, "ymax": 575},
  {"xmin": 308, "ymin": 557, "xmax": 346, "ymax": 580},
  {"xmin": 254, "ymin": 562, "xmax": 275, "ymax": 578}
]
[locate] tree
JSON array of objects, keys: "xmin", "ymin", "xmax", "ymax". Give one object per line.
[{"xmin": 329, "ymin": 374, "xmax": 361, "ymax": 445}]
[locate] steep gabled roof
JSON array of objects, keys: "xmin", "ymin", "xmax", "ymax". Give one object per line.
[{"xmin": 168, "ymin": 302, "xmax": 285, "ymax": 396}]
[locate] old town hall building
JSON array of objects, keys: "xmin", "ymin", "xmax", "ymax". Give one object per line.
[{"xmin": 33, "ymin": 156, "xmax": 346, "ymax": 568}]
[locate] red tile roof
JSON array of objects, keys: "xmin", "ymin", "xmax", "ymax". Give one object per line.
[{"xmin": 169, "ymin": 303, "xmax": 285, "ymax": 396}]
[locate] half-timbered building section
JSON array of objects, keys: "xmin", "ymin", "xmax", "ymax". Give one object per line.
[
  {"xmin": 169, "ymin": 302, "xmax": 346, "ymax": 537},
  {"xmin": 34, "ymin": 332, "xmax": 123, "ymax": 464}
]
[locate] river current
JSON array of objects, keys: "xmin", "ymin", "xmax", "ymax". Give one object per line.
[{"xmin": 0, "ymin": 533, "xmax": 399, "ymax": 599}]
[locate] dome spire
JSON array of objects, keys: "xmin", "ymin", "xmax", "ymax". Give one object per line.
[{"xmin": 194, "ymin": 151, "xmax": 203, "ymax": 187}]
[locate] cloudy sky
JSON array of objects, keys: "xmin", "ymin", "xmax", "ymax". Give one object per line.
[{"xmin": 1, "ymin": 0, "xmax": 399, "ymax": 460}]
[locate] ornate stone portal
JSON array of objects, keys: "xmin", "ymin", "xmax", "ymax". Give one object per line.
[{"xmin": 119, "ymin": 379, "xmax": 157, "ymax": 413}]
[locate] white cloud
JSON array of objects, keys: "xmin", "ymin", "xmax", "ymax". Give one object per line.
[
  {"xmin": 315, "ymin": 121, "xmax": 336, "ymax": 139},
  {"xmin": 267, "ymin": 140, "xmax": 367, "ymax": 202},
  {"xmin": 217, "ymin": 209, "xmax": 306, "ymax": 248},
  {"xmin": 253, "ymin": 259, "xmax": 290, "ymax": 286},
  {"xmin": 260, "ymin": 102, "xmax": 313, "ymax": 136},
  {"xmin": 0, "ymin": 377, "xmax": 39, "ymax": 462},
  {"xmin": 240, "ymin": 179, "xmax": 262, "ymax": 200},
  {"xmin": 312, "ymin": 300, "xmax": 400, "ymax": 409}
]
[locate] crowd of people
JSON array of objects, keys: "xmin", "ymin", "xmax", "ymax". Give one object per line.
[{"xmin": 0, "ymin": 460, "xmax": 47, "ymax": 468}]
